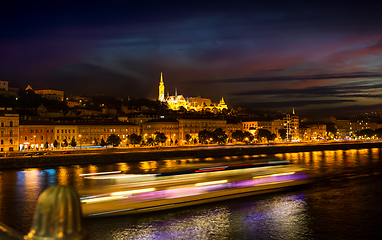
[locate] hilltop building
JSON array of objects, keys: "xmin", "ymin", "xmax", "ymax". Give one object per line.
[
  {"xmin": 158, "ymin": 73, "xmax": 228, "ymax": 112},
  {"xmin": 0, "ymin": 80, "xmax": 19, "ymax": 97},
  {"xmin": 26, "ymin": 85, "xmax": 64, "ymax": 101}
]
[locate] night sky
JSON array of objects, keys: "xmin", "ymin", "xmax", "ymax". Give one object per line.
[{"xmin": 2, "ymin": 1, "xmax": 382, "ymax": 117}]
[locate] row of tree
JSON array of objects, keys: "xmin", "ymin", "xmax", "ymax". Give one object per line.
[
  {"xmin": 47, "ymin": 127, "xmax": 289, "ymax": 150},
  {"xmin": 53, "ymin": 134, "xmax": 122, "ymax": 148},
  {"xmin": 354, "ymin": 128, "xmax": 382, "ymax": 138}
]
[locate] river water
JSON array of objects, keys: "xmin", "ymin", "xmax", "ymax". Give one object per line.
[{"xmin": 1, "ymin": 148, "xmax": 382, "ymax": 239}]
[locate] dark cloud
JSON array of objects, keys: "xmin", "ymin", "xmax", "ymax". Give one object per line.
[
  {"xmin": 231, "ymin": 80, "xmax": 382, "ymax": 99},
  {"xmin": 49, "ymin": 63, "xmax": 143, "ymax": 97},
  {"xmin": 301, "ymin": 102, "xmax": 382, "ymax": 118},
  {"xmin": 2, "ymin": 1, "xmax": 382, "ymax": 117},
  {"xmin": 237, "ymin": 99, "xmax": 356, "ymax": 109},
  {"xmin": 193, "ymin": 72, "xmax": 382, "ymax": 84}
]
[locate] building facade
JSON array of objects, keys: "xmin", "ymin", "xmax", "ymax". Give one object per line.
[
  {"xmin": 283, "ymin": 110, "xmax": 299, "ymax": 141},
  {"xmin": 300, "ymin": 124, "xmax": 327, "ymax": 141},
  {"xmin": 177, "ymin": 117, "xmax": 227, "ymax": 144},
  {"xmin": 0, "ymin": 108, "xmax": 19, "ymax": 152},
  {"xmin": 142, "ymin": 119, "xmax": 179, "ymax": 145},
  {"xmin": 19, "ymin": 120, "xmax": 55, "ymax": 150},
  {"xmin": 158, "ymin": 73, "xmax": 228, "ymax": 112},
  {"xmin": 34, "ymin": 88, "xmax": 65, "ymax": 101}
]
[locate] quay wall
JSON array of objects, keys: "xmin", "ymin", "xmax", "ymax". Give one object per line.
[{"xmin": 1, "ymin": 141, "xmax": 382, "ymax": 170}]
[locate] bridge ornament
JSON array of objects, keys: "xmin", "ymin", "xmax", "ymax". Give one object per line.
[{"xmin": 25, "ymin": 185, "xmax": 86, "ymax": 240}]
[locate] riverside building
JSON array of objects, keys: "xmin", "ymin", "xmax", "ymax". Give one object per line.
[{"xmin": 0, "ymin": 108, "xmax": 19, "ymax": 152}]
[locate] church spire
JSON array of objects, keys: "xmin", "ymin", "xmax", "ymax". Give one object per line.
[{"xmin": 158, "ymin": 72, "xmax": 165, "ymax": 102}]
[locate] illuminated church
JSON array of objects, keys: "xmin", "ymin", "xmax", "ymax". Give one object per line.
[{"xmin": 158, "ymin": 73, "xmax": 228, "ymax": 112}]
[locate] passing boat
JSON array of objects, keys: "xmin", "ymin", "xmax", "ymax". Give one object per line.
[{"xmin": 79, "ymin": 160, "xmax": 310, "ymax": 217}]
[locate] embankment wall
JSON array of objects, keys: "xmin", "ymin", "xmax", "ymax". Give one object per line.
[{"xmin": 1, "ymin": 142, "xmax": 382, "ymax": 169}]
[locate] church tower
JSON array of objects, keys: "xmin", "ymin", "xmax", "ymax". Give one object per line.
[{"xmin": 158, "ymin": 72, "xmax": 165, "ymax": 102}]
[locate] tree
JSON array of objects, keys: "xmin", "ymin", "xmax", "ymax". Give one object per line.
[
  {"xmin": 257, "ymin": 129, "xmax": 273, "ymax": 142},
  {"xmin": 107, "ymin": 134, "xmax": 121, "ymax": 147},
  {"xmin": 61, "ymin": 139, "xmax": 68, "ymax": 147},
  {"xmin": 375, "ymin": 128, "xmax": 382, "ymax": 138},
  {"xmin": 269, "ymin": 133, "xmax": 277, "ymax": 142},
  {"xmin": 154, "ymin": 132, "xmax": 167, "ymax": 145},
  {"xmin": 198, "ymin": 129, "xmax": 213, "ymax": 144},
  {"xmin": 94, "ymin": 137, "xmax": 99, "ymax": 146},
  {"xmin": 53, "ymin": 140, "xmax": 58, "ymax": 148},
  {"xmin": 70, "ymin": 137, "xmax": 77, "ymax": 147},
  {"xmin": 243, "ymin": 131, "xmax": 254, "ymax": 143},
  {"xmin": 128, "ymin": 133, "xmax": 142, "ymax": 146},
  {"xmin": 147, "ymin": 137, "xmax": 155, "ymax": 146},
  {"xmin": 358, "ymin": 129, "xmax": 375, "ymax": 139},
  {"xmin": 278, "ymin": 129, "xmax": 287, "ymax": 141},
  {"xmin": 326, "ymin": 123, "xmax": 337, "ymax": 139},
  {"xmin": 213, "ymin": 128, "xmax": 228, "ymax": 144},
  {"xmin": 185, "ymin": 134, "xmax": 192, "ymax": 144},
  {"xmin": 232, "ymin": 130, "xmax": 244, "ymax": 142},
  {"xmin": 100, "ymin": 138, "xmax": 107, "ymax": 147},
  {"xmin": 44, "ymin": 141, "xmax": 49, "ymax": 149}
]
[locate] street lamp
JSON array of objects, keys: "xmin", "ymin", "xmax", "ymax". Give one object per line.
[
  {"xmin": 79, "ymin": 134, "xmax": 82, "ymax": 149},
  {"xmin": 33, "ymin": 135, "xmax": 36, "ymax": 150}
]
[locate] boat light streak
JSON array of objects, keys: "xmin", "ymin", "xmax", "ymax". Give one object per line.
[
  {"xmin": 195, "ymin": 167, "xmax": 227, "ymax": 172},
  {"xmin": 253, "ymin": 172, "xmax": 295, "ymax": 179},
  {"xmin": 268, "ymin": 160, "xmax": 289, "ymax": 165},
  {"xmin": 80, "ymin": 171, "xmax": 121, "ymax": 176},
  {"xmin": 111, "ymin": 188, "xmax": 156, "ymax": 196},
  {"xmin": 88, "ymin": 208, "xmax": 134, "ymax": 216},
  {"xmin": 84, "ymin": 174, "xmax": 158, "ymax": 179},
  {"xmin": 81, "ymin": 195, "xmax": 124, "ymax": 204},
  {"xmin": 195, "ymin": 180, "xmax": 228, "ymax": 186},
  {"xmin": 272, "ymin": 172, "xmax": 295, "ymax": 177}
]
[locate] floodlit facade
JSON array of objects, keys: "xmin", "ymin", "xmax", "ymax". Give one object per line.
[
  {"xmin": 242, "ymin": 121, "xmax": 258, "ymax": 135},
  {"xmin": 258, "ymin": 119, "xmax": 284, "ymax": 137},
  {"xmin": 158, "ymin": 73, "xmax": 228, "ymax": 112},
  {"xmin": 33, "ymin": 87, "xmax": 65, "ymax": 101},
  {"xmin": 0, "ymin": 108, "xmax": 19, "ymax": 152},
  {"xmin": 53, "ymin": 120, "xmax": 139, "ymax": 146},
  {"xmin": 142, "ymin": 119, "xmax": 179, "ymax": 145},
  {"xmin": 177, "ymin": 117, "xmax": 226, "ymax": 144},
  {"xmin": 300, "ymin": 124, "xmax": 327, "ymax": 141},
  {"xmin": 19, "ymin": 120, "xmax": 55, "ymax": 150},
  {"xmin": 283, "ymin": 109, "xmax": 299, "ymax": 141}
]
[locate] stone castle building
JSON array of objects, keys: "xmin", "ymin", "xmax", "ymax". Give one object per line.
[{"xmin": 158, "ymin": 73, "xmax": 228, "ymax": 112}]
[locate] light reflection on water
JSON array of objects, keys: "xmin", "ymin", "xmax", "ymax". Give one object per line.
[
  {"xmin": 1, "ymin": 148, "xmax": 382, "ymax": 237},
  {"xmin": 84, "ymin": 193, "xmax": 311, "ymax": 240}
]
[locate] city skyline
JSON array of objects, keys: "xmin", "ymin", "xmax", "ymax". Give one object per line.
[{"xmin": 2, "ymin": 1, "xmax": 382, "ymax": 117}]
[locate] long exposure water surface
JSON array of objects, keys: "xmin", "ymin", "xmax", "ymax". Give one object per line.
[{"xmin": 1, "ymin": 148, "xmax": 382, "ymax": 239}]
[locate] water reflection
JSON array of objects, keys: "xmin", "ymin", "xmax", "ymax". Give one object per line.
[
  {"xmin": 57, "ymin": 167, "xmax": 68, "ymax": 186},
  {"xmin": 84, "ymin": 193, "xmax": 311, "ymax": 240},
  {"xmin": 139, "ymin": 161, "xmax": 158, "ymax": 172},
  {"xmin": 116, "ymin": 163, "xmax": 130, "ymax": 172},
  {"xmin": 240, "ymin": 194, "xmax": 311, "ymax": 240},
  {"xmin": 2, "ymin": 147, "xmax": 382, "ymax": 236}
]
